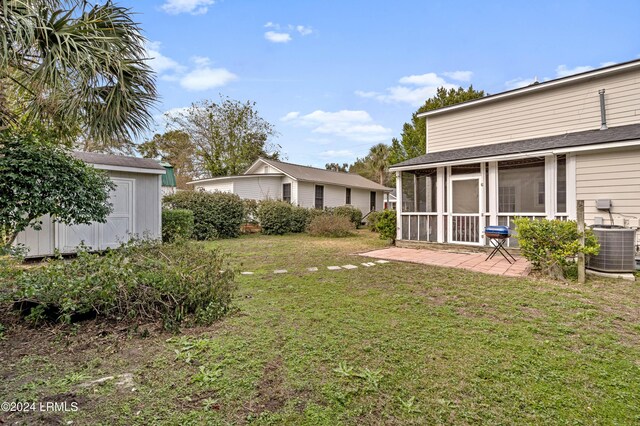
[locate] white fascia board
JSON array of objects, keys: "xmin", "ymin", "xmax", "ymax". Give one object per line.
[
  {"xmin": 91, "ymin": 164, "xmax": 166, "ymax": 175},
  {"xmin": 389, "ymin": 139, "xmax": 640, "ymax": 172},
  {"xmin": 418, "ymin": 61, "xmax": 640, "ymax": 118},
  {"xmin": 188, "ymin": 174, "xmax": 284, "ymax": 185}
]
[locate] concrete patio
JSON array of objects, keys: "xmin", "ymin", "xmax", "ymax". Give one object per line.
[{"xmin": 360, "ymin": 247, "xmax": 531, "ymax": 277}]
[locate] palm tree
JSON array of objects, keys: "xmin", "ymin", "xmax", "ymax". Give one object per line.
[
  {"xmin": 0, "ymin": 0, "xmax": 157, "ymax": 144},
  {"xmin": 367, "ymin": 143, "xmax": 390, "ymax": 186}
]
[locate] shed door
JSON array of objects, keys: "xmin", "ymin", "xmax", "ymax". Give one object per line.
[
  {"xmin": 58, "ymin": 178, "xmax": 134, "ymax": 252},
  {"xmin": 101, "ymin": 178, "xmax": 134, "ymax": 249}
]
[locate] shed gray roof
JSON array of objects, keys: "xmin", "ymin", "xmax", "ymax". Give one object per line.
[
  {"xmin": 258, "ymin": 158, "xmax": 392, "ymax": 191},
  {"xmin": 391, "ymin": 123, "xmax": 640, "ymax": 169},
  {"xmin": 72, "ymin": 151, "xmax": 166, "ymax": 171}
]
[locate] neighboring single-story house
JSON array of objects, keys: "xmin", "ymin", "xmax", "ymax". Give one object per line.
[
  {"xmin": 15, "ymin": 152, "xmax": 166, "ymax": 257},
  {"xmin": 384, "ymin": 190, "xmax": 397, "ymax": 210},
  {"xmin": 189, "ymin": 158, "xmax": 392, "ymax": 214},
  {"xmin": 390, "ymin": 59, "xmax": 640, "ymax": 247}
]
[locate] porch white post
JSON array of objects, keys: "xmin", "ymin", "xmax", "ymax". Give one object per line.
[
  {"xmin": 436, "ymin": 167, "xmax": 444, "ymax": 243},
  {"xmin": 566, "ymin": 153, "xmax": 577, "ymax": 220},
  {"xmin": 545, "ymin": 155, "xmax": 556, "ymax": 220},
  {"xmin": 488, "ymin": 161, "xmax": 498, "ymax": 226},
  {"xmin": 396, "ymin": 171, "xmax": 402, "ymax": 241}
]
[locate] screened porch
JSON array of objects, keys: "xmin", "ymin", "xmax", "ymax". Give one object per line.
[{"xmin": 396, "ymin": 154, "xmax": 574, "ymax": 247}]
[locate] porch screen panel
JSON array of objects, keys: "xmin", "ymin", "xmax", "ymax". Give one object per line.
[
  {"xmin": 402, "ymin": 215, "xmax": 409, "ymax": 240},
  {"xmin": 401, "ymin": 172, "xmax": 415, "ymax": 212},
  {"xmin": 498, "ymin": 158, "xmax": 545, "ymax": 213},
  {"xmin": 452, "ymin": 180, "xmax": 479, "ymax": 213},
  {"xmin": 409, "ymin": 216, "xmax": 418, "ymax": 240},
  {"xmin": 416, "ymin": 169, "xmax": 437, "ymax": 212}
]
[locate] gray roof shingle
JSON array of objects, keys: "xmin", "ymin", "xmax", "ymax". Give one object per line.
[
  {"xmin": 259, "ymin": 158, "xmax": 392, "ymax": 191},
  {"xmin": 391, "ymin": 123, "xmax": 640, "ymax": 169},
  {"xmin": 72, "ymin": 152, "xmax": 166, "ymax": 171}
]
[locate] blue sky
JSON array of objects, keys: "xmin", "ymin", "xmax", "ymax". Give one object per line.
[{"xmin": 125, "ymin": 0, "xmax": 640, "ymax": 168}]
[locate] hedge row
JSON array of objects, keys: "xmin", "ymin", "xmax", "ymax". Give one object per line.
[
  {"xmin": 162, "ymin": 191, "xmax": 366, "ymax": 240},
  {"xmin": 257, "ymin": 201, "xmax": 363, "ymax": 235}
]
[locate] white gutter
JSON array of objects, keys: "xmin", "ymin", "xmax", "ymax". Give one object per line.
[
  {"xmin": 389, "ymin": 139, "xmax": 640, "ymax": 172},
  {"xmin": 418, "ymin": 60, "xmax": 640, "ymax": 118}
]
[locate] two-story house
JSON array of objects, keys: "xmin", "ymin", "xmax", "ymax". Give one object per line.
[{"xmin": 390, "ymin": 59, "xmax": 640, "ymax": 247}]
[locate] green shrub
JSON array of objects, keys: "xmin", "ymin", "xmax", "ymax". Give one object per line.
[
  {"xmin": 333, "ymin": 205, "xmax": 364, "ymax": 228},
  {"xmin": 257, "ymin": 200, "xmax": 293, "ymax": 235},
  {"xmin": 162, "ymin": 209, "xmax": 194, "ymax": 242},
  {"xmin": 9, "ymin": 240, "xmax": 236, "ymax": 328},
  {"xmin": 242, "ymin": 199, "xmax": 259, "ymax": 224},
  {"xmin": 514, "ymin": 218, "xmax": 600, "ymax": 280},
  {"xmin": 307, "ymin": 214, "xmax": 355, "ymax": 238},
  {"xmin": 290, "ymin": 206, "xmax": 310, "ymax": 233},
  {"xmin": 164, "ymin": 190, "xmax": 244, "ymax": 240},
  {"xmin": 374, "ymin": 210, "xmax": 397, "ymax": 243},
  {"xmin": 367, "ymin": 210, "xmax": 382, "ymax": 232},
  {"xmin": 306, "ymin": 207, "xmax": 326, "ymax": 228}
]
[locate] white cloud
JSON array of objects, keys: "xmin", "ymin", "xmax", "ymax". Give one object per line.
[
  {"xmin": 280, "ymin": 111, "xmax": 300, "ymax": 122},
  {"xmin": 555, "ymin": 64, "xmax": 594, "ymax": 78},
  {"xmin": 144, "ymin": 43, "xmax": 237, "ymax": 91},
  {"xmin": 504, "ymin": 77, "xmax": 537, "ymax": 90},
  {"xmin": 283, "ymin": 110, "xmax": 392, "ymax": 142},
  {"xmin": 180, "ymin": 65, "xmax": 237, "ymax": 91},
  {"xmin": 263, "ymin": 22, "xmax": 312, "ymax": 43},
  {"xmin": 398, "ymin": 72, "xmax": 447, "ymax": 86},
  {"xmin": 442, "ymin": 70, "xmax": 473, "ymax": 82},
  {"xmin": 600, "ymin": 61, "xmax": 617, "ymax": 68},
  {"xmin": 264, "ymin": 31, "xmax": 292, "ymax": 43},
  {"xmin": 161, "ymin": 0, "xmax": 215, "ymax": 15},
  {"xmin": 296, "ymin": 25, "xmax": 313, "ymax": 36},
  {"xmin": 319, "ymin": 149, "xmax": 354, "ymax": 158},
  {"xmin": 145, "ymin": 41, "xmax": 185, "ymax": 75},
  {"xmin": 356, "ymin": 71, "xmax": 463, "ymax": 106}
]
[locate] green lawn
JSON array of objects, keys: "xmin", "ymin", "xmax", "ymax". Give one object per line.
[{"xmin": 2, "ymin": 230, "xmax": 640, "ymax": 425}]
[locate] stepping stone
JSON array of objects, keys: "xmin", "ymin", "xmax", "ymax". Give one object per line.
[
  {"xmin": 342, "ymin": 264, "xmax": 358, "ymax": 270},
  {"xmin": 307, "ymin": 267, "xmax": 318, "ymax": 272},
  {"xmin": 274, "ymin": 269, "xmax": 288, "ymax": 274},
  {"xmin": 327, "ymin": 266, "xmax": 342, "ymax": 270},
  {"xmin": 361, "ymin": 262, "xmax": 376, "ymax": 267},
  {"xmin": 375, "ymin": 260, "xmax": 390, "ymax": 264},
  {"xmin": 240, "ymin": 271, "xmax": 254, "ymax": 275}
]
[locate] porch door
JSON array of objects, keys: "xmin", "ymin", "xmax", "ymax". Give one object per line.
[{"xmin": 448, "ymin": 175, "xmax": 481, "ymax": 244}]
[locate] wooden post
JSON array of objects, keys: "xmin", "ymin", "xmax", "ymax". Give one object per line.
[{"xmin": 577, "ymin": 200, "xmax": 586, "ymax": 284}]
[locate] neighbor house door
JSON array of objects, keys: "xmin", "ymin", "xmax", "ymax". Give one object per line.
[{"xmin": 448, "ymin": 175, "xmax": 482, "ymax": 244}]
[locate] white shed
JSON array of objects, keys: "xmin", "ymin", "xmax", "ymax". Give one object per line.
[{"xmin": 15, "ymin": 152, "xmax": 166, "ymax": 258}]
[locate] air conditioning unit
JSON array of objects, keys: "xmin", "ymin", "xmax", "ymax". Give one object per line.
[{"xmin": 587, "ymin": 225, "xmax": 637, "ymax": 273}]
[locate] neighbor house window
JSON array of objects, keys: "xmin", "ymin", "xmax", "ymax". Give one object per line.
[
  {"xmin": 345, "ymin": 188, "xmax": 351, "ymax": 205},
  {"xmin": 282, "ymin": 183, "xmax": 291, "ymax": 203},
  {"xmin": 315, "ymin": 185, "xmax": 324, "ymax": 209},
  {"xmin": 370, "ymin": 191, "xmax": 376, "ymax": 211}
]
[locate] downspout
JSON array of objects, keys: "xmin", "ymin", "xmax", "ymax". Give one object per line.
[{"xmin": 599, "ymin": 89, "xmax": 608, "ymax": 130}]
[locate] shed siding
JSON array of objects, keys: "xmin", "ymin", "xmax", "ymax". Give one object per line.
[
  {"xmin": 576, "ymin": 147, "xmax": 640, "ymax": 228},
  {"xmin": 14, "ymin": 215, "xmax": 55, "ymax": 257},
  {"xmin": 427, "ymin": 69, "xmax": 640, "ymax": 153}
]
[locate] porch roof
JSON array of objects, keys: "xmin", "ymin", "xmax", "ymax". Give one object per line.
[{"xmin": 390, "ymin": 123, "xmax": 640, "ymax": 170}]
